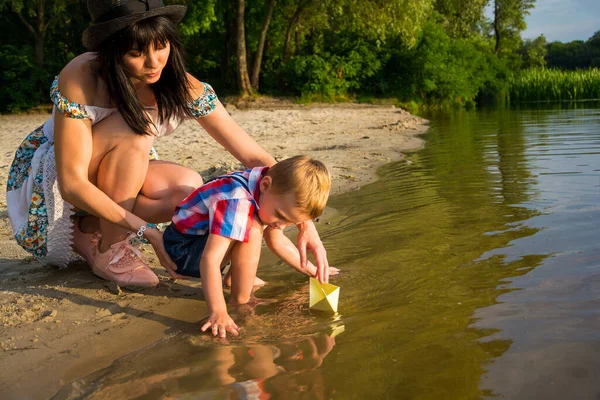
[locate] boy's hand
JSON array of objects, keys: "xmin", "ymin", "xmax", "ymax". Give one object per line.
[
  {"xmin": 296, "ymin": 220, "xmax": 330, "ymax": 283},
  {"xmin": 328, "ymin": 266, "xmax": 340, "ymax": 276},
  {"xmin": 201, "ymin": 311, "xmax": 240, "ymax": 338}
]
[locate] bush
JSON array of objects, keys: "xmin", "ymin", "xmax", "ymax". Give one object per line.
[
  {"xmin": 280, "ymin": 34, "xmax": 382, "ymax": 99},
  {"xmin": 408, "ymin": 17, "xmax": 494, "ymax": 106},
  {"xmin": 0, "ymin": 45, "xmax": 47, "ymax": 112}
]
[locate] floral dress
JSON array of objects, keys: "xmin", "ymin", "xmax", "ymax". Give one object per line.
[{"xmin": 6, "ymin": 76, "xmax": 218, "ymax": 267}]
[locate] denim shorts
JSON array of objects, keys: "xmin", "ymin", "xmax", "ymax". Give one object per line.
[{"xmin": 163, "ymin": 223, "xmax": 209, "ymax": 278}]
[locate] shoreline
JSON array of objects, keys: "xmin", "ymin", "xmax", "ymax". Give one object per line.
[{"xmin": 0, "ymin": 104, "xmax": 427, "ymax": 399}]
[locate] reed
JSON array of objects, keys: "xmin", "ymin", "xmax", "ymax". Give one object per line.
[{"xmin": 508, "ymin": 68, "xmax": 600, "ymax": 102}]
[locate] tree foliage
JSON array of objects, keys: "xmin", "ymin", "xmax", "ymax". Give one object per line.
[
  {"xmin": 0, "ymin": 0, "xmax": 70, "ymax": 66},
  {"xmin": 433, "ymin": 0, "xmax": 488, "ymax": 38},
  {"xmin": 519, "ymin": 35, "xmax": 547, "ymax": 69},
  {"xmin": 3, "ymin": 0, "xmax": 592, "ymax": 112},
  {"xmin": 492, "ymin": 0, "xmax": 535, "ymax": 55},
  {"xmin": 546, "ymin": 31, "xmax": 600, "ymax": 70}
]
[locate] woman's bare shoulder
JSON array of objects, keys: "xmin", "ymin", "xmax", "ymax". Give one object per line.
[
  {"xmin": 58, "ymin": 53, "xmax": 108, "ymax": 106},
  {"xmin": 186, "ymin": 72, "xmax": 214, "ymax": 98}
]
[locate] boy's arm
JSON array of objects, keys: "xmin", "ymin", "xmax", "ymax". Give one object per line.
[
  {"xmin": 200, "ymin": 234, "xmax": 239, "ymax": 338},
  {"xmin": 263, "ymin": 228, "xmax": 321, "ymax": 277}
]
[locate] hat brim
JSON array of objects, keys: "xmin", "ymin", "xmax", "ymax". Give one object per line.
[{"xmin": 82, "ymin": 5, "xmax": 187, "ymax": 50}]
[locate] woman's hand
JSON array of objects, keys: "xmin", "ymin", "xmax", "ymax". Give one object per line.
[
  {"xmin": 143, "ymin": 227, "xmax": 188, "ymax": 280},
  {"xmin": 296, "ymin": 220, "xmax": 330, "ymax": 283}
]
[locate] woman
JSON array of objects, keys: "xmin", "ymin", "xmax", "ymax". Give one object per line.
[{"xmin": 6, "ymin": 0, "xmax": 330, "ymax": 287}]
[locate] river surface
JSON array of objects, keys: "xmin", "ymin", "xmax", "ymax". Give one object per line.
[{"xmin": 55, "ymin": 104, "xmax": 600, "ymax": 399}]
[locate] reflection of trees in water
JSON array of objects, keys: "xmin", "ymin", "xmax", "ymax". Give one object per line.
[
  {"xmin": 53, "ymin": 288, "xmax": 342, "ymax": 399},
  {"xmin": 496, "ymin": 107, "xmax": 534, "ymax": 206},
  {"xmin": 321, "ymin": 109, "xmax": 550, "ymax": 398}
]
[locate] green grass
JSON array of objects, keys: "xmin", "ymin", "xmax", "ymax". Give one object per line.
[{"xmin": 509, "ymin": 68, "xmax": 600, "ymax": 102}]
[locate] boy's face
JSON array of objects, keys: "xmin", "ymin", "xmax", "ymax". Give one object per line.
[{"xmin": 258, "ymin": 176, "xmax": 309, "ymax": 230}]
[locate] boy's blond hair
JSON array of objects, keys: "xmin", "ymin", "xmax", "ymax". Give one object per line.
[{"xmin": 267, "ymin": 155, "xmax": 331, "ymax": 219}]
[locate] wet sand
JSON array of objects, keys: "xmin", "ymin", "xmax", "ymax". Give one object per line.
[{"xmin": 0, "ymin": 102, "xmax": 427, "ymax": 399}]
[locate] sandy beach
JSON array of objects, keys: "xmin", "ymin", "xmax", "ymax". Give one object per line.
[{"xmin": 0, "ymin": 102, "xmax": 427, "ymax": 398}]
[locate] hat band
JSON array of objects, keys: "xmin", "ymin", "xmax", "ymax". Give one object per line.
[{"xmin": 95, "ymin": 0, "xmax": 165, "ymax": 23}]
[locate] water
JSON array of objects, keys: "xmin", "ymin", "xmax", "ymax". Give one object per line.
[{"xmin": 54, "ymin": 104, "xmax": 600, "ymax": 399}]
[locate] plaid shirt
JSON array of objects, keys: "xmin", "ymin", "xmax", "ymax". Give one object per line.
[{"xmin": 171, "ymin": 167, "xmax": 267, "ymax": 242}]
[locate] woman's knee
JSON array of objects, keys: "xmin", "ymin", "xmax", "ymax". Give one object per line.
[
  {"xmin": 92, "ymin": 112, "xmax": 154, "ymax": 156},
  {"xmin": 143, "ymin": 161, "xmax": 203, "ymax": 202},
  {"xmin": 89, "ymin": 114, "xmax": 155, "ymax": 193},
  {"xmin": 172, "ymin": 168, "xmax": 203, "ymax": 199}
]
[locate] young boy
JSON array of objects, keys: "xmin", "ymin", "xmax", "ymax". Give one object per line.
[{"xmin": 163, "ymin": 155, "xmax": 333, "ymax": 338}]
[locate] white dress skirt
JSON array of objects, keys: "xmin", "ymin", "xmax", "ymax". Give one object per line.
[{"xmin": 6, "ymin": 76, "xmax": 218, "ymax": 266}]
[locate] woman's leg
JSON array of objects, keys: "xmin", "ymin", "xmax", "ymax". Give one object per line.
[
  {"xmin": 86, "ymin": 113, "xmax": 155, "ymax": 251},
  {"xmin": 82, "ymin": 162, "xmax": 203, "ymax": 233},
  {"xmin": 133, "ymin": 160, "xmax": 203, "ymax": 223},
  {"xmin": 84, "ymin": 114, "xmax": 203, "ymax": 249}
]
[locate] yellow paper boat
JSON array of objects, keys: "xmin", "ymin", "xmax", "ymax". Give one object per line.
[{"xmin": 309, "ymin": 277, "xmax": 340, "ymax": 313}]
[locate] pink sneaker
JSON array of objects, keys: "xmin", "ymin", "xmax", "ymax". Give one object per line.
[
  {"xmin": 88, "ymin": 234, "xmax": 160, "ymax": 287},
  {"xmin": 72, "ymin": 218, "xmax": 98, "ymax": 264}
]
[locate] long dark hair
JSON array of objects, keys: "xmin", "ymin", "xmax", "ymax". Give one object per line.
[{"xmin": 95, "ymin": 16, "xmax": 194, "ymax": 136}]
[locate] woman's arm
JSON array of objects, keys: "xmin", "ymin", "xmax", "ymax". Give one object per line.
[
  {"xmin": 186, "ymin": 74, "xmax": 331, "ymax": 281},
  {"xmin": 187, "ymin": 74, "xmax": 276, "ymax": 168}
]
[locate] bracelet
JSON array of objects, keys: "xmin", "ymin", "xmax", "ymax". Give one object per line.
[
  {"xmin": 137, "ymin": 224, "xmax": 147, "ymax": 238},
  {"xmin": 128, "ymin": 223, "xmax": 160, "ymax": 247}
]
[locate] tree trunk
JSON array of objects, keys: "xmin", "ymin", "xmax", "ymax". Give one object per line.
[
  {"xmin": 15, "ymin": 1, "xmax": 46, "ymax": 67},
  {"xmin": 251, "ymin": 0, "xmax": 275, "ymax": 90},
  {"xmin": 36, "ymin": 0, "xmax": 46, "ymax": 66},
  {"xmin": 494, "ymin": 0, "xmax": 501, "ymax": 54},
  {"xmin": 222, "ymin": 0, "xmax": 237, "ymax": 87},
  {"xmin": 283, "ymin": 3, "xmax": 304, "ymax": 62},
  {"xmin": 34, "ymin": 34, "xmax": 45, "ymax": 66},
  {"xmin": 236, "ymin": 0, "xmax": 253, "ymax": 96},
  {"xmin": 294, "ymin": 14, "xmax": 302, "ymax": 56}
]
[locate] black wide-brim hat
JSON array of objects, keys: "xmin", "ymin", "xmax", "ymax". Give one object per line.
[{"xmin": 83, "ymin": 0, "xmax": 187, "ymax": 50}]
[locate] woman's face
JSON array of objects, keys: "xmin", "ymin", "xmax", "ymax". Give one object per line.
[{"xmin": 122, "ymin": 41, "xmax": 170, "ymax": 84}]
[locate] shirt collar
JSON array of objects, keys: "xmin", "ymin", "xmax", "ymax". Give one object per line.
[{"xmin": 247, "ymin": 166, "xmax": 269, "ymax": 204}]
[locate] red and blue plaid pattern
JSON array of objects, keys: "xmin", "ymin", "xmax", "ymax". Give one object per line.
[{"xmin": 171, "ymin": 167, "xmax": 267, "ymax": 242}]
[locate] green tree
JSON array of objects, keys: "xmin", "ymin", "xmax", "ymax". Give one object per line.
[
  {"xmin": 411, "ymin": 16, "xmax": 492, "ymax": 106},
  {"xmin": 250, "ymin": 0, "xmax": 275, "ymax": 90},
  {"xmin": 588, "ymin": 30, "xmax": 600, "ymax": 68},
  {"xmin": 328, "ymin": 0, "xmax": 434, "ymax": 46},
  {"xmin": 434, "ymin": 0, "xmax": 487, "ymax": 38},
  {"xmin": 0, "ymin": 0, "xmax": 69, "ymax": 67},
  {"xmin": 492, "ymin": 0, "xmax": 535, "ymax": 55},
  {"xmin": 208, "ymin": 0, "xmax": 276, "ymax": 96},
  {"xmin": 235, "ymin": 0, "xmax": 253, "ymax": 96},
  {"xmin": 546, "ymin": 40, "xmax": 588, "ymax": 69},
  {"xmin": 171, "ymin": 0, "xmax": 217, "ymax": 36},
  {"xmin": 519, "ymin": 34, "xmax": 547, "ymax": 68},
  {"xmin": 279, "ymin": 0, "xmax": 316, "ymax": 63}
]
